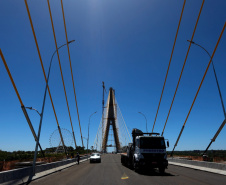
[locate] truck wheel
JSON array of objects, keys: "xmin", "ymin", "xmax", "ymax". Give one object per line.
[
  {"xmin": 133, "ymin": 159, "xmax": 139, "ymax": 172},
  {"xmin": 159, "ymin": 167, "xmax": 165, "ymax": 174},
  {"xmin": 133, "ymin": 160, "xmax": 135, "ymax": 170},
  {"xmin": 122, "ymin": 158, "xmax": 125, "ymax": 166},
  {"xmin": 127, "ymin": 160, "xmax": 131, "ymax": 169}
]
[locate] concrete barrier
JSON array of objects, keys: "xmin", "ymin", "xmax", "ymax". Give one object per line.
[
  {"xmin": 0, "ymin": 156, "xmax": 88, "ymax": 184},
  {"xmin": 168, "ymin": 157, "xmax": 226, "ymax": 171}
]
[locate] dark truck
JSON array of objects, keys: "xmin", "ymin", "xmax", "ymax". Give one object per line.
[{"xmin": 121, "ymin": 128, "xmax": 169, "ymax": 173}]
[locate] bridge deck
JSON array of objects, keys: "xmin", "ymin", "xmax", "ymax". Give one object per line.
[{"xmin": 29, "ymin": 154, "xmax": 226, "ymax": 185}]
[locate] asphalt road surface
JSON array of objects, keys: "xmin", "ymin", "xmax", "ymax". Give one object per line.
[{"xmin": 30, "ymin": 154, "xmax": 226, "ymax": 185}]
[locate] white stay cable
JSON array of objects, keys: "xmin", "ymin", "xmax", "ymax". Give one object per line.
[{"xmin": 116, "ymin": 99, "xmax": 132, "ymax": 143}]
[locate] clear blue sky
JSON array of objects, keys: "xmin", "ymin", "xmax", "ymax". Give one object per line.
[{"xmin": 0, "ymin": 0, "xmax": 226, "ymax": 152}]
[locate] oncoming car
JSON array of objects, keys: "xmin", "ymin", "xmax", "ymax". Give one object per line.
[{"xmin": 90, "ymin": 153, "xmax": 101, "ymax": 163}]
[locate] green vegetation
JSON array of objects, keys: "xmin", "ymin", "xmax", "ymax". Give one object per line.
[
  {"xmin": 0, "ymin": 146, "xmax": 91, "ymax": 162},
  {"xmin": 167, "ymin": 150, "xmax": 226, "ymax": 162},
  {"xmin": 0, "ymin": 150, "xmax": 35, "ymax": 161},
  {"xmin": 2, "ymin": 149, "xmax": 225, "ymax": 162},
  {"xmin": 168, "ymin": 150, "xmax": 226, "ymax": 157}
]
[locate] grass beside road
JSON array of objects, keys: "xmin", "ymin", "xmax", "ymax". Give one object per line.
[
  {"xmin": 168, "ymin": 150, "xmax": 226, "ymax": 162},
  {"xmin": 0, "ymin": 147, "xmax": 93, "ymax": 172}
]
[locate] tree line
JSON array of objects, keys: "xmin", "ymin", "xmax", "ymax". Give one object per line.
[{"xmin": 0, "ymin": 146, "xmax": 92, "ymax": 161}]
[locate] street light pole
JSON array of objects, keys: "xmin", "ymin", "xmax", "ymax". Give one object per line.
[
  {"xmin": 26, "ymin": 107, "xmax": 41, "ymax": 116},
  {"xmin": 24, "ymin": 107, "xmax": 46, "ymax": 158},
  {"xmin": 83, "ymin": 137, "xmax": 88, "ymax": 160},
  {"xmin": 30, "ymin": 40, "xmax": 75, "ymax": 179},
  {"xmin": 88, "ymin": 111, "xmax": 97, "ymax": 157},
  {"xmin": 138, "ymin": 112, "xmax": 148, "ymax": 133},
  {"xmin": 188, "ymin": 40, "xmax": 226, "ymax": 155},
  {"xmin": 187, "ymin": 40, "xmax": 226, "ymax": 118}
]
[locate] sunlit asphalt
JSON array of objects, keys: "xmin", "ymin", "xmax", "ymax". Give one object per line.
[{"xmin": 30, "ymin": 154, "xmax": 226, "ymax": 185}]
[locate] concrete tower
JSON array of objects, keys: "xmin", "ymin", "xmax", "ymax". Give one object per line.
[{"xmin": 102, "ymin": 88, "xmax": 120, "ymax": 152}]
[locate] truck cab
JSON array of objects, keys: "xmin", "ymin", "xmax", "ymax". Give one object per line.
[
  {"xmin": 133, "ymin": 134, "xmax": 168, "ymax": 173},
  {"xmin": 121, "ymin": 128, "xmax": 169, "ymax": 173}
]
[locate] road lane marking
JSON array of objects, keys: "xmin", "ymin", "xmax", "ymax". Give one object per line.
[{"xmin": 121, "ymin": 172, "xmax": 129, "ymax": 179}]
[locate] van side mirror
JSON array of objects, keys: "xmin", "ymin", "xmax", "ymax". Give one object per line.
[{"xmin": 167, "ymin": 141, "xmax": 169, "ymax": 147}]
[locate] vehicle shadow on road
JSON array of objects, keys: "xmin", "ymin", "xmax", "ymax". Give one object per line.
[{"xmin": 137, "ymin": 169, "xmax": 175, "ymax": 176}]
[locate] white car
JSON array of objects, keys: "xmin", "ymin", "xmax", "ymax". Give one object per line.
[{"xmin": 90, "ymin": 153, "xmax": 101, "ymax": 163}]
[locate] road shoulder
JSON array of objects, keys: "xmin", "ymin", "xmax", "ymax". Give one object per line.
[{"xmin": 169, "ymin": 161, "xmax": 226, "ymax": 176}]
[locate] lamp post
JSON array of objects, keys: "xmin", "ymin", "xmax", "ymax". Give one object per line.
[
  {"xmin": 88, "ymin": 111, "xmax": 97, "ymax": 157},
  {"xmin": 188, "ymin": 40, "xmax": 226, "ymax": 155},
  {"xmin": 31, "ymin": 40, "xmax": 75, "ymax": 177},
  {"xmin": 187, "ymin": 40, "xmax": 225, "ymax": 118},
  {"xmin": 138, "ymin": 112, "xmax": 148, "ymax": 133},
  {"xmin": 26, "ymin": 107, "xmax": 41, "ymax": 116},
  {"xmin": 25, "ymin": 106, "xmax": 46, "ymax": 157},
  {"xmin": 83, "ymin": 137, "xmax": 88, "ymax": 160}
]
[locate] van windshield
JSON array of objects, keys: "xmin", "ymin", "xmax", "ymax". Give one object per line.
[
  {"xmin": 91, "ymin": 153, "xmax": 100, "ymax": 156},
  {"xmin": 140, "ymin": 137, "xmax": 166, "ymax": 149}
]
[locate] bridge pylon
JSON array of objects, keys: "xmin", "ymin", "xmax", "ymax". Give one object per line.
[{"xmin": 102, "ymin": 87, "xmax": 120, "ymax": 152}]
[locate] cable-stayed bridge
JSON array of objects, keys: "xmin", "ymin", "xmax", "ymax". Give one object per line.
[
  {"xmin": 1, "ymin": 0, "xmax": 226, "ymax": 184},
  {"xmin": 1, "ymin": 0, "xmax": 225, "ymax": 158},
  {"xmin": 93, "ymin": 87, "xmax": 132, "ymax": 153}
]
